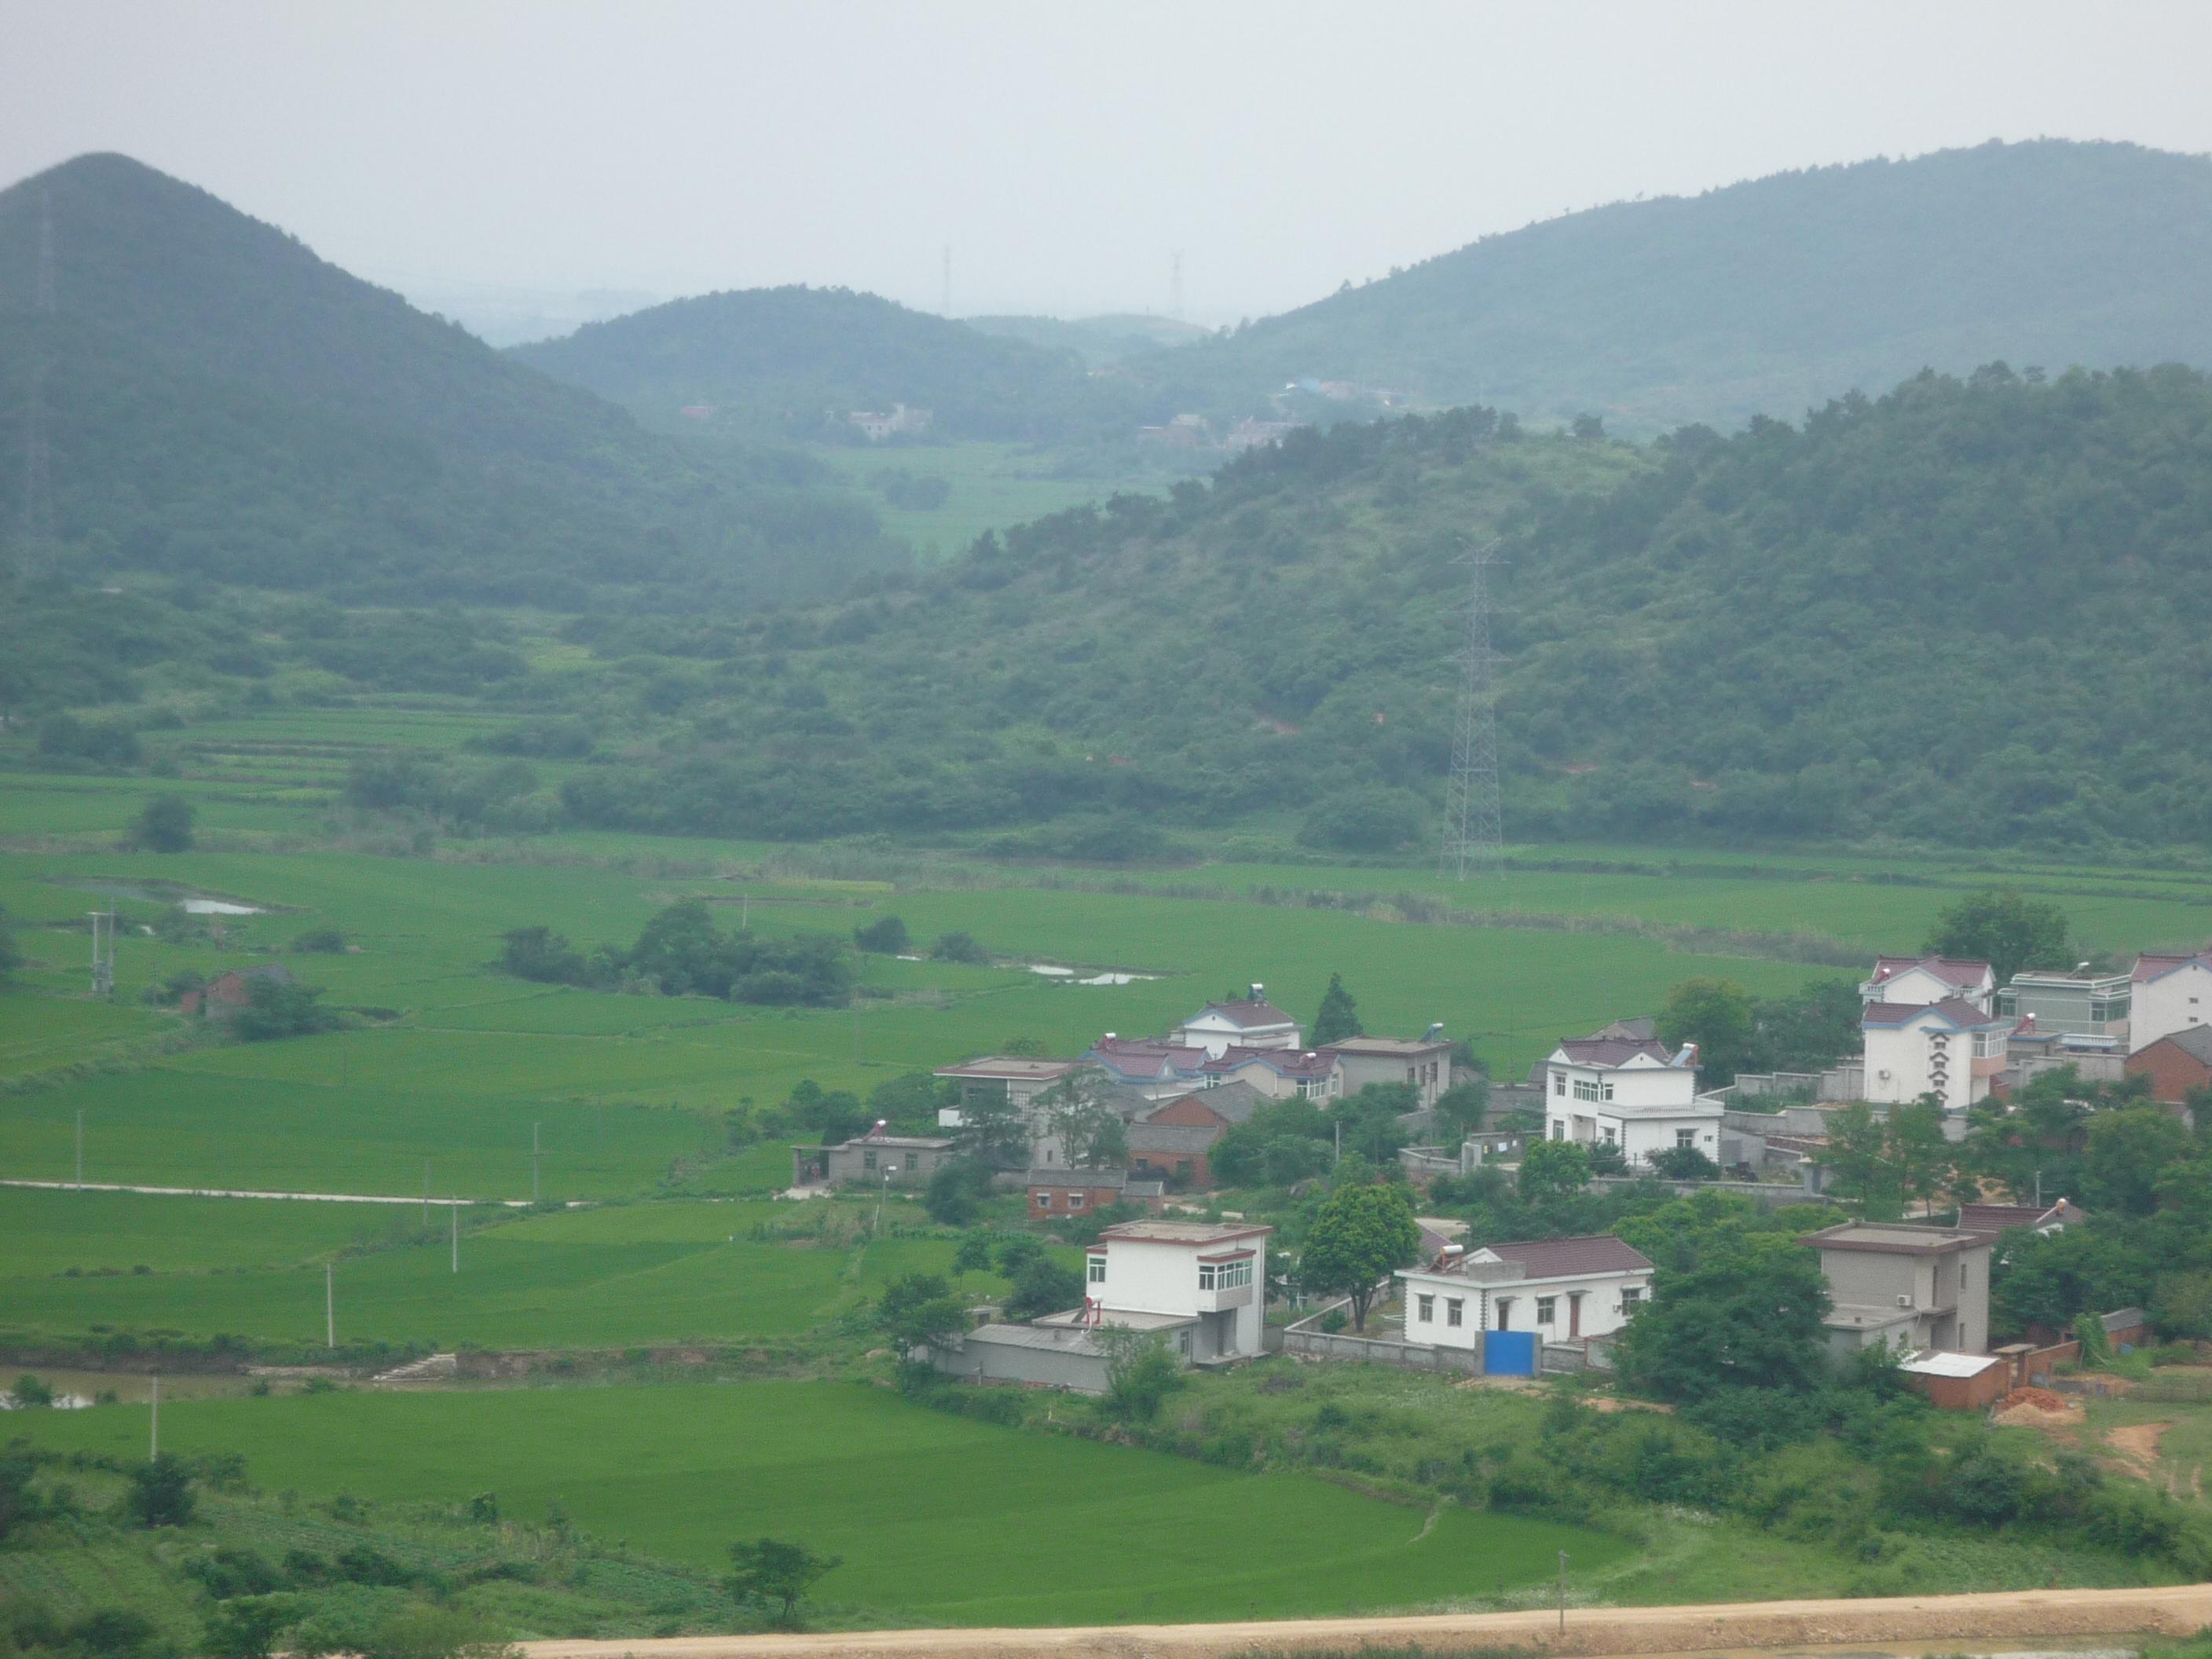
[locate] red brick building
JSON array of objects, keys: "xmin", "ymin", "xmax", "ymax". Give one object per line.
[
  {"xmin": 1027, "ymin": 1168, "xmax": 1163, "ymax": 1218},
  {"xmin": 2127, "ymin": 1026, "xmax": 2212, "ymax": 1104}
]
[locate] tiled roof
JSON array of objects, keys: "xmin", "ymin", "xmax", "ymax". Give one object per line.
[
  {"xmin": 1027, "ymin": 1167, "xmax": 1128, "ymax": 1189},
  {"xmin": 1957, "ymin": 1200, "xmax": 2077, "ymax": 1234},
  {"xmin": 2138, "ymin": 1024, "xmax": 2212, "ymax": 1066},
  {"xmin": 2133, "ymin": 951, "xmax": 2212, "ymax": 983},
  {"xmin": 1869, "ymin": 955, "xmax": 1992, "ymax": 987},
  {"xmin": 1478, "ymin": 1234, "xmax": 1653, "ymax": 1278},
  {"xmin": 1555, "ymin": 1037, "xmax": 1676, "ymax": 1068},
  {"xmin": 1206, "ymin": 1046, "xmax": 1335, "ymax": 1079},
  {"xmin": 1144, "ymin": 1080, "xmax": 1266, "ymax": 1125},
  {"xmin": 1127, "ymin": 1121, "xmax": 1221, "ymax": 1155},
  {"xmin": 1862, "ymin": 997, "xmax": 2007, "ymax": 1031},
  {"xmin": 1586, "ymin": 1016, "xmax": 1657, "ymax": 1042},
  {"xmin": 1188, "ymin": 998, "xmax": 1296, "ymax": 1028}
]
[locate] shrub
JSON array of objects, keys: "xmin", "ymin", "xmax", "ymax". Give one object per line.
[
  {"xmin": 853, "ymin": 915, "xmax": 910, "ymax": 954},
  {"xmin": 125, "ymin": 794, "xmax": 196, "ymax": 853},
  {"xmin": 930, "ymin": 931, "xmax": 989, "ymax": 965}
]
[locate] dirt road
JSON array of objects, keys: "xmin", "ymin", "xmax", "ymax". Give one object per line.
[{"xmin": 521, "ymin": 1583, "xmax": 2212, "ymax": 1659}]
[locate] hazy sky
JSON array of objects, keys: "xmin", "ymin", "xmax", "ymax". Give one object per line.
[{"xmin": 7, "ymin": 2, "xmax": 2212, "ymax": 328}]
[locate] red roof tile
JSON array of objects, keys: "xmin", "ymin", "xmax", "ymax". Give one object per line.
[{"xmin": 1481, "ymin": 1235, "xmax": 1652, "ymax": 1277}]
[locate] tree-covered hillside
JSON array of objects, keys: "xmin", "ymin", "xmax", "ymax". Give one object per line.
[
  {"xmin": 561, "ymin": 364, "xmax": 2212, "ymax": 854},
  {"xmin": 1130, "ymin": 141, "xmax": 2212, "ymax": 435},
  {"xmin": 513, "ymin": 287, "xmax": 1164, "ymax": 441},
  {"xmin": 0, "ymin": 155, "xmax": 899, "ymax": 606}
]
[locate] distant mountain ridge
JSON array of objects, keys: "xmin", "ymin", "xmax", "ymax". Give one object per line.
[
  {"xmin": 513, "ymin": 286, "xmax": 1164, "ymax": 441},
  {"xmin": 1127, "ymin": 140, "xmax": 2212, "ymax": 434},
  {"xmin": 0, "ymin": 153, "xmax": 895, "ymax": 606}
]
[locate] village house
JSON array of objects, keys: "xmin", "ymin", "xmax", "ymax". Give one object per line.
[
  {"xmin": 1204, "ymin": 1046, "xmax": 1339, "ymax": 1101},
  {"xmin": 1397, "ymin": 1234, "xmax": 1654, "ymax": 1351},
  {"xmin": 932, "ymin": 1056, "xmax": 1092, "ymax": 1129},
  {"xmin": 1859, "ymin": 956, "xmax": 1997, "ymax": 1012},
  {"xmin": 2128, "ymin": 1024, "xmax": 2212, "ymax": 1104},
  {"xmin": 1122, "ymin": 1081, "xmax": 1265, "ymax": 1189},
  {"xmin": 1542, "ymin": 1035, "xmax": 1723, "ymax": 1166},
  {"xmin": 1998, "ymin": 967, "xmax": 2131, "ymax": 1039},
  {"xmin": 1025, "ymin": 1167, "xmax": 1164, "ymax": 1218},
  {"xmin": 1801, "ymin": 1221, "xmax": 1992, "ymax": 1357},
  {"xmin": 1320, "ymin": 1028, "xmax": 1452, "ymax": 1108},
  {"xmin": 178, "ymin": 962, "xmax": 294, "ymax": 1018},
  {"xmin": 791, "ymin": 1127, "xmax": 956, "ymax": 1189},
  {"xmin": 1860, "ymin": 998, "xmax": 2011, "ymax": 1111},
  {"xmin": 2130, "ymin": 950, "xmax": 2212, "ymax": 1053},
  {"xmin": 1957, "ymin": 1199, "xmax": 2087, "ymax": 1237},
  {"xmin": 1084, "ymin": 1036, "xmax": 1212, "ymax": 1100},
  {"xmin": 846, "ymin": 402, "xmax": 931, "ymax": 441},
  {"xmin": 1171, "ymin": 987, "xmax": 1301, "ymax": 1056},
  {"xmin": 928, "ymin": 1219, "xmax": 1271, "ymax": 1392}
]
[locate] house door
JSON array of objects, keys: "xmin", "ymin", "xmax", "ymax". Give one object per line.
[
  {"xmin": 1568, "ymin": 1292, "xmax": 1583, "ymax": 1339},
  {"xmin": 1494, "ymin": 1297, "xmax": 1514, "ymax": 1331}
]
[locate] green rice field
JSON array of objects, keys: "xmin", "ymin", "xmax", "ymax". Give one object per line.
[{"xmin": 5, "ymin": 1380, "xmax": 1621, "ymax": 1624}]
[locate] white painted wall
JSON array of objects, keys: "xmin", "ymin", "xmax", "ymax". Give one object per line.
[
  {"xmin": 1863, "ymin": 1016, "xmax": 1990, "ymax": 1111},
  {"xmin": 1867, "ymin": 965, "xmax": 1992, "ymax": 1011},
  {"xmin": 1399, "ymin": 1266, "xmax": 1652, "ymax": 1347},
  {"xmin": 1089, "ymin": 1232, "xmax": 1269, "ymax": 1354},
  {"xmin": 2133, "ymin": 961, "xmax": 2212, "ymax": 1051}
]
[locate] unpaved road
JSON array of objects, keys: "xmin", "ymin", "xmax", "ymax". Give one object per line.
[
  {"xmin": 522, "ymin": 1583, "xmax": 2212, "ymax": 1659},
  {"xmin": 0, "ymin": 1178, "xmax": 558, "ymax": 1207}
]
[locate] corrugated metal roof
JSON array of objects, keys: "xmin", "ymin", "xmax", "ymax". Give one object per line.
[{"xmin": 1900, "ymin": 1350, "xmax": 2005, "ymax": 1378}]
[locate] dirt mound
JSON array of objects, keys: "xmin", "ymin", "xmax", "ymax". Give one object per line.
[
  {"xmin": 1994, "ymin": 1386, "xmax": 2085, "ymax": 1430},
  {"xmin": 2006, "ymin": 1386, "xmax": 2071, "ymax": 1411}
]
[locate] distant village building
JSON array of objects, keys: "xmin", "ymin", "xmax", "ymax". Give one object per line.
[
  {"xmin": 1860, "ymin": 998, "xmax": 2011, "ymax": 1111},
  {"xmin": 1998, "ymin": 968, "xmax": 2130, "ymax": 1039},
  {"xmin": 2126, "ymin": 1024, "xmax": 2212, "ymax": 1105},
  {"xmin": 1171, "ymin": 987, "xmax": 1300, "ymax": 1056},
  {"xmin": 178, "ymin": 963, "xmax": 294, "ymax": 1018},
  {"xmin": 1801, "ymin": 1221, "xmax": 1992, "ymax": 1357},
  {"xmin": 1397, "ymin": 1234, "xmax": 1653, "ymax": 1350},
  {"xmin": 846, "ymin": 403, "xmax": 932, "ymax": 441},
  {"xmin": 1956, "ymin": 1199, "xmax": 2086, "ymax": 1238},
  {"xmin": 2129, "ymin": 950, "xmax": 2212, "ymax": 1052},
  {"xmin": 1025, "ymin": 1167, "xmax": 1164, "ymax": 1218},
  {"xmin": 1859, "ymin": 956, "xmax": 1997, "ymax": 1013},
  {"xmin": 791, "ymin": 1126, "xmax": 955, "ymax": 1189},
  {"xmin": 1322, "ymin": 1030, "xmax": 1452, "ymax": 1108},
  {"xmin": 1542, "ymin": 1035, "xmax": 1722, "ymax": 1166}
]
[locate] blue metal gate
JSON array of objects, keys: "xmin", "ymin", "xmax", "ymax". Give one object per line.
[{"xmin": 1484, "ymin": 1330, "xmax": 1537, "ymax": 1376}]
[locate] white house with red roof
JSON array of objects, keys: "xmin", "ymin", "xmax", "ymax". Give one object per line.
[
  {"xmin": 2130, "ymin": 950, "xmax": 2212, "ymax": 1052},
  {"xmin": 1397, "ymin": 1234, "xmax": 1653, "ymax": 1351},
  {"xmin": 1172, "ymin": 985, "xmax": 1301, "ymax": 1056},
  {"xmin": 1203, "ymin": 1045, "xmax": 1340, "ymax": 1101},
  {"xmin": 1859, "ymin": 956, "xmax": 1996, "ymax": 1013},
  {"xmin": 1084, "ymin": 1035, "xmax": 1213, "ymax": 1099},
  {"xmin": 1543, "ymin": 1035, "xmax": 1723, "ymax": 1166},
  {"xmin": 1861, "ymin": 998, "xmax": 2011, "ymax": 1111}
]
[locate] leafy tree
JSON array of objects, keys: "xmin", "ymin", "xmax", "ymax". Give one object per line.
[
  {"xmin": 1925, "ymin": 888, "xmax": 2071, "ymax": 986},
  {"xmin": 499, "ymin": 926, "xmax": 588, "ymax": 985},
  {"xmin": 1002, "ymin": 1256, "xmax": 1085, "ymax": 1321},
  {"xmin": 231, "ymin": 976, "xmax": 343, "ymax": 1042},
  {"xmin": 1815, "ymin": 1101, "xmax": 1897, "ymax": 1215},
  {"xmin": 1310, "ymin": 972, "xmax": 1363, "ymax": 1046},
  {"xmin": 1585, "ymin": 1138, "xmax": 1630, "ymax": 1176},
  {"xmin": 1744, "ymin": 979, "xmax": 1862, "ymax": 1074},
  {"xmin": 1042, "ymin": 1075, "xmax": 1127, "ymax": 1169},
  {"xmin": 1210, "ymin": 1100, "xmax": 1332, "ymax": 1188},
  {"xmin": 0, "ymin": 1442, "xmax": 43, "ymax": 1542},
  {"xmin": 1298, "ymin": 1180, "xmax": 1419, "ymax": 1331},
  {"xmin": 1888, "ymin": 1097, "xmax": 1952, "ymax": 1216},
  {"xmin": 126, "ymin": 1453, "xmax": 196, "ymax": 1528},
  {"xmin": 1096, "ymin": 1328, "xmax": 1185, "ymax": 1422},
  {"xmin": 874, "ymin": 1272, "xmax": 969, "ymax": 1354},
  {"xmin": 950, "ymin": 1231, "xmax": 994, "ymax": 1276},
  {"xmin": 290, "ymin": 927, "xmax": 348, "ymax": 954},
  {"xmin": 203, "ymin": 1599, "xmax": 293, "ymax": 1659},
  {"xmin": 126, "ymin": 793, "xmax": 196, "ymax": 853},
  {"xmin": 922, "ymin": 1158, "xmax": 994, "ymax": 1226},
  {"xmin": 852, "ymin": 914, "xmax": 910, "ymax": 954},
  {"xmin": 1647, "ymin": 1145, "xmax": 1719, "ymax": 1181},
  {"xmin": 2083, "ymin": 1105, "xmax": 2196, "ymax": 1216},
  {"xmin": 1296, "ymin": 794, "xmax": 1423, "ymax": 853},
  {"xmin": 929, "ymin": 931, "xmax": 988, "ymax": 965},
  {"xmin": 1433, "ymin": 1079, "xmax": 1489, "ymax": 1144},
  {"xmin": 0, "ymin": 907, "xmax": 21, "ymax": 985},
  {"xmin": 866, "ymin": 1071, "xmax": 948, "ymax": 1133},
  {"xmin": 1657, "ymin": 977, "xmax": 1755, "ymax": 1082},
  {"xmin": 727, "ymin": 1538, "xmax": 840, "ymax": 1628},
  {"xmin": 1327, "ymin": 1082, "xmax": 1415, "ymax": 1163},
  {"xmin": 1613, "ymin": 1247, "xmax": 1832, "ymax": 1403},
  {"xmin": 950, "ymin": 1088, "xmax": 1030, "ymax": 1169},
  {"xmin": 1517, "ymin": 1138, "xmax": 1591, "ymax": 1203},
  {"xmin": 7, "ymin": 1375, "xmax": 53, "ymax": 1408}
]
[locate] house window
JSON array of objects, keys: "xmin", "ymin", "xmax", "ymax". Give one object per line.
[
  {"xmin": 1675, "ymin": 1129, "xmax": 1696, "ymax": 1148},
  {"xmin": 905, "ymin": 1152, "xmax": 919, "ymax": 1170},
  {"xmin": 1601, "ymin": 1082, "xmax": 1615, "ymax": 1102},
  {"xmin": 1536, "ymin": 1295, "xmax": 1558, "ymax": 1325},
  {"xmin": 1034, "ymin": 1192, "xmax": 1051, "ymax": 1210},
  {"xmin": 1068, "ymin": 1191, "xmax": 1086, "ymax": 1209},
  {"xmin": 862, "ymin": 1149, "xmax": 877, "ymax": 1171},
  {"xmin": 1177, "ymin": 1329, "xmax": 1192, "ymax": 1354},
  {"xmin": 1573, "ymin": 1077, "xmax": 1602, "ymax": 1102},
  {"xmin": 1620, "ymin": 1287, "xmax": 1643, "ymax": 1312},
  {"xmin": 1549, "ymin": 1119, "xmax": 1565, "ymax": 1141},
  {"xmin": 1198, "ymin": 1258, "xmax": 1252, "ymax": 1291},
  {"xmin": 1417, "ymin": 1294, "xmax": 1435, "ymax": 1322},
  {"xmin": 1553, "ymin": 1073, "xmax": 1566, "ymax": 1096},
  {"xmin": 1602, "ymin": 1126, "xmax": 1617, "ymax": 1144},
  {"xmin": 1087, "ymin": 1254, "xmax": 1107, "ymax": 1284},
  {"xmin": 1445, "ymin": 1298, "xmax": 1464, "ymax": 1328}
]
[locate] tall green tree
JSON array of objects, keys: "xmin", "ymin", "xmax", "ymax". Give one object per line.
[
  {"xmin": 1888, "ymin": 1097, "xmax": 1953, "ymax": 1217},
  {"xmin": 1657, "ymin": 977, "xmax": 1756, "ymax": 1082},
  {"xmin": 1042, "ymin": 1075, "xmax": 1128, "ymax": 1168},
  {"xmin": 1924, "ymin": 888, "xmax": 2071, "ymax": 986},
  {"xmin": 874, "ymin": 1272, "xmax": 970, "ymax": 1355},
  {"xmin": 1517, "ymin": 1138, "xmax": 1592, "ymax": 1203},
  {"xmin": 1613, "ymin": 1246, "xmax": 1832, "ymax": 1403},
  {"xmin": 126, "ymin": 793, "xmax": 196, "ymax": 853},
  {"xmin": 1816, "ymin": 1101, "xmax": 1898, "ymax": 1215},
  {"xmin": 1311, "ymin": 972, "xmax": 1363, "ymax": 1046},
  {"xmin": 1298, "ymin": 1179, "xmax": 1419, "ymax": 1331},
  {"xmin": 126, "ymin": 1453, "xmax": 195, "ymax": 1528}
]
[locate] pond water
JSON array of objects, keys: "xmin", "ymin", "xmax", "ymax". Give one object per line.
[
  {"xmin": 59, "ymin": 877, "xmax": 266, "ymax": 914},
  {"xmin": 1024, "ymin": 964, "xmax": 1157, "ymax": 985}
]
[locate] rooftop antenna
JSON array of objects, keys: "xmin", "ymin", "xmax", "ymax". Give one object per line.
[
  {"xmin": 1170, "ymin": 249, "xmax": 1183, "ymax": 320},
  {"xmin": 1440, "ymin": 541, "xmax": 1505, "ymax": 879}
]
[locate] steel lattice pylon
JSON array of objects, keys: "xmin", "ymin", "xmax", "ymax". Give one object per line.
[{"xmin": 1440, "ymin": 544, "xmax": 1504, "ymax": 879}]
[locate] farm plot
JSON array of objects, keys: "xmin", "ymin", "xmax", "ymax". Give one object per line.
[
  {"xmin": 9, "ymin": 1381, "xmax": 1623, "ymax": 1624},
  {"xmin": 0, "ymin": 1185, "xmax": 418, "ymax": 1276}
]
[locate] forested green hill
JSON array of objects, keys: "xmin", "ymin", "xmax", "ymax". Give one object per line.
[
  {"xmin": 513, "ymin": 286, "xmax": 1164, "ymax": 440},
  {"xmin": 1130, "ymin": 141, "xmax": 2212, "ymax": 434},
  {"xmin": 0, "ymin": 154, "xmax": 899, "ymax": 606},
  {"xmin": 965, "ymin": 311, "xmax": 1210, "ymax": 370},
  {"xmin": 560, "ymin": 364, "xmax": 2212, "ymax": 854}
]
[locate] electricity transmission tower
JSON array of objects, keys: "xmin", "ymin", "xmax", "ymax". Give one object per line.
[
  {"xmin": 89, "ymin": 910, "xmax": 116, "ymax": 998},
  {"xmin": 16, "ymin": 188, "xmax": 57, "ymax": 583},
  {"xmin": 1440, "ymin": 542, "xmax": 1505, "ymax": 879}
]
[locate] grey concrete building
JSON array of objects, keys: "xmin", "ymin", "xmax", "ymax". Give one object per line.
[
  {"xmin": 792, "ymin": 1133, "xmax": 955, "ymax": 1189},
  {"xmin": 1801, "ymin": 1221, "xmax": 1993, "ymax": 1357}
]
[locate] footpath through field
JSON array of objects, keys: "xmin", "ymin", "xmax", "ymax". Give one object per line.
[
  {"xmin": 521, "ymin": 1584, "xmax": 2212, "ymax": 1659},
  {"xmin": 0, "ymin": 1177, "xmax": 558, "ymax": 1207}
]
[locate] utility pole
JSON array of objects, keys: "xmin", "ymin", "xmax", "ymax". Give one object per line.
[
  {"xmin": 88, "ymin": 912, "xmax": 115, "ymax": 998},
  {"xmin": 531, "ymin": 1122, "xmax": 540, "ymax": 1203},
  {"xmin": 1170, "ymin": 249, "xmax": 1184, "ymax": 320},
  {"xmin": 423, "ymin": 1161, "xmax": 430, "ymax": 1231},
  {"xmin": 1558, "ymin": 1551, "xmax": 1568, "ymax": 1634},
  {"xmin": 149, "ymin": 1374, "xmax": 159, "ymax": 1459},
  {"xmin": 325, "ymin": 1263, "xmax": 335, "ymax": 1348},
  {"xmin": 876, "ymin": 1167, "xmax": 892, "ymax": 1232},
  {"xmin": 1441, "ymin": 542, "xmax": 1506, "ymax": 879},
  {"xmin": 450, "ymin": 1201, "xmax": 459, "ymax": 1273},
  {"xmin": 75, "ymin": 1108, "xmax": 83, "ymax": 1188}
]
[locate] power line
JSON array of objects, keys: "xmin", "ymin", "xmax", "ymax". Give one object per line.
[{"xmin": 1441, "ymin": 541, "xmax": 1506, "ymax": 879}]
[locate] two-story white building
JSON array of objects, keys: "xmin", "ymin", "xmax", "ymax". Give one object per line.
[
  {"xmin": 1859, "ymin": 956, "xmax": 1996, "ymax": 1013},
  {"xmin": 1860, "ymin": 998, "xmax": 2011, "ymax": 1111},
  {"xmin": 1543, "ymin": 1036, "xmax": 1723, "ymax": 1166},
  {"xmin": 1397, "ymin": 1234, "xmax": 1653, "ymax": 1350},
  {"xmin": 2130, "ymin": 951, "xmax": 2212, "ymax": 1052},
  {"xmin": 1171, "ymin": 987, "xmax": 1301, "ymax": 1057}
]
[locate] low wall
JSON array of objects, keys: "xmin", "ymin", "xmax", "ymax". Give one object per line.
[
  {"xmin": 1283, "ymin": 1327, "xmax": 1482, "ymax": 1373},
  {"xmin": 1586, "ymin": 1175, "xmax": 1818, "ymax": 1210}
]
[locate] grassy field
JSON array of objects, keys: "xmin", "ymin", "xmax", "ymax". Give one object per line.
[
  {"xmin": 0, "ymin": 1191, "xmax": 1024, "ymax": 1351},
  {"xmin": 5, "ymin": 1381, "xmax": 1621, "ymax": 1625}
]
